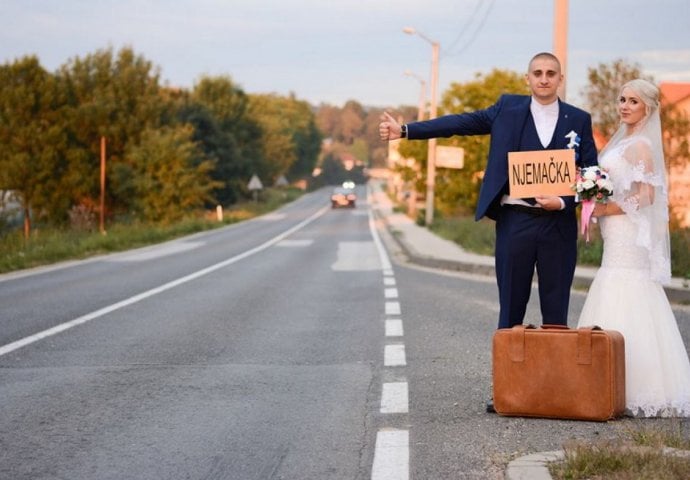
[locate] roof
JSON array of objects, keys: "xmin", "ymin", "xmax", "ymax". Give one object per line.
[{"xmin": 660, "ymin": 82, "xmax": 690, "ymax": 105}]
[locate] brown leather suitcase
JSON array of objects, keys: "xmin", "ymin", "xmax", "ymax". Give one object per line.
[{"xmin": 492, "ymin": 324, "xmax": 625, "ymax": 421}]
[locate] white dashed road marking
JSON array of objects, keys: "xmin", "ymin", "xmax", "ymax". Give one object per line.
[
  {"xmin": 384, "ymin": 344, "xmax": 406, "ymax": 367},
  {"xmin": 380, "ymin": 382, "xmax": 409, "ymax": 414},
  {"xmin": 385, "ymin": 320, "xmax": 404, "ymax": 337},
  {"xmin": 275, "ymin": 239, "xmax": 313, "ymax": 247},
  {"xmin": 385, "ymin": 302, "xmax": 401, "ymax": 315},
  {"xmin": 331, "ymin": 241, "xmax": 382, "ymax": 271},
  {"xmin": 368, "ymin": 204, "xmax": 409, "ymax": 479},
  {"xmin": 384, "ymin": 288, "xmax": 398, "ymax": 299},
  {"xmin": 371, "ymin": 429, "xmax": 409, "ymax": 480}
]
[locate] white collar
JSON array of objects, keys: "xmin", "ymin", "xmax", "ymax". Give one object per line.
[{"xmin": 530, "ymin": 97, "xmax": 559, "ymax": 114}]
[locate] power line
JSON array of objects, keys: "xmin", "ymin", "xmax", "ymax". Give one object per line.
[
  {"xmin": 443, "ymin": 0, "xmax": 496, "ymax": 58},
  {"xmin": 445, "ymin": 0, "xmax": 485, "ymax": 53}
]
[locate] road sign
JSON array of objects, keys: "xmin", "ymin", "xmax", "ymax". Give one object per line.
[
  {"xmin": 274, "ymin": 175, "xmax": 289, "ymax": 187},
  {"xmin": 247, "ymin": 174, "xmax": 263, "ymax": 191},
  {"xmin": 435, "ymin": 146, "xmax": 464, "ymax": 169}
]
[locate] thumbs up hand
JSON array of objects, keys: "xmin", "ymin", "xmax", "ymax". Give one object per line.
[{"xmin": 379, "ymin": 112, "xmax": 402, "ymax": 141}]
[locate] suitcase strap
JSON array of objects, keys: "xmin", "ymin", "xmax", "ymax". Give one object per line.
[{"xmin": 509, "ymin": 325, "xmax": 602, "ymax": 365}]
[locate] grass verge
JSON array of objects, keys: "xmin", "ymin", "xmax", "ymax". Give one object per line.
[
  {"xmin": 549, "ymin": 421, "xmax": 690, "ymax": 480},
  {"xmin": 0, "ymin": 187, "xmax": 303, "ymax": 274},
  {"xmin": 428, "ymin": 214, "xmax": 690, "ymax": 279}
]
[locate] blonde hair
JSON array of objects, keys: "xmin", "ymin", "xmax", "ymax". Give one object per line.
[{"xmin": 621, "ymin": 79, "xmax": 660, "ymax": 113}]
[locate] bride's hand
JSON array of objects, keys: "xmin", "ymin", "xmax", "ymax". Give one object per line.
[{"xmin": 592, "ymin": 203, "xmax": 607, "ymax": 217}]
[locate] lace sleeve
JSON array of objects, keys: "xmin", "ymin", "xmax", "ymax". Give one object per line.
[
  {"xmin": 619, "ymin": 138, "xmax": 659, "ymax": 210},
  {"xmin": 613, "ymin": 135, "xmax": 671, "ymax": 284}
]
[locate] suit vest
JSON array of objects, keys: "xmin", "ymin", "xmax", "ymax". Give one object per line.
[{"xmin": 519, "ymin": 112, "xmax": 558, "ymax": 151}]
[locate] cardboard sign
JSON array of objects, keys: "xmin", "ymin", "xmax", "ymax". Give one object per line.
[{"xmin": 508, "ymin": 149, "xmax": 576, "ymax": 198}]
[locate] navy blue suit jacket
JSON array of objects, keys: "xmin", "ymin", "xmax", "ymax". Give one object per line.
[{"xmin": 407, "ymin": 95, "xmax": 598, "ymax": 221}]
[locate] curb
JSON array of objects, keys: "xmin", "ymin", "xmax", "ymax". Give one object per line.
[
  {"xmin": 504, "ymin": 450, "xmax": 564, "ymax": 480},
  {"xmin": 372, "ymin": 207, "xmax": 690, "ymax": 306}
]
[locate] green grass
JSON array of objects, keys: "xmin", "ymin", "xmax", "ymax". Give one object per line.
[
  {"xmin": 0, "ymin": 187, "xmax": 303, "ymax": 274},
  {"xmin": 429, "ymin": 216, "xmax": 496, "ymax": 256},
  {"xmin": 549, "ymin": 422, "xmax": 690, "ymax": 480}
]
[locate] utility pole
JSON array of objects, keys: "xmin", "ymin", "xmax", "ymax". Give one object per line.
[
  {"xmin": 100, "ymin": 136, "xmax": 106, "ymax": 234},
  {"xmin": 404, "ymin": 27, "xmax": 440, "ymax": 226},
  {"xmin": 553, "ymin": 0, "xmax": 569, "ymax": 100},
  {"xmin": 426, "ymin": 40, "xmax": 439, "ymax": 226}
]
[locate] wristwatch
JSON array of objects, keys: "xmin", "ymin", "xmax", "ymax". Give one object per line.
[{"xmin": 400, "ymin": 124, "xmax": 408, "ymax": 139}]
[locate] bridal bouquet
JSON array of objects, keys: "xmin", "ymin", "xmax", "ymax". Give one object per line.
[
  {"xmin": 572, "ymin": 166, "xmax": 614, "ymax": 202},
  {"xmin": 572, "ymin": 166, "xmax": 613, "ymax": 241}
]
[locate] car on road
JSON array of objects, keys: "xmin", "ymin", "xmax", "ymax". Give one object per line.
[{"xmin": 331, "ymin": 186, "xmax": 356, "ymax": 209}]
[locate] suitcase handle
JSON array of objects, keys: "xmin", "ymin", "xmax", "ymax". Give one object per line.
[
  {"xmin": 508, "ymin": 325, "xmax": 599, "ymax": 365},
  {"xmin": 539, "ymin": 324, "xmax": 603, "ymax": 331}
]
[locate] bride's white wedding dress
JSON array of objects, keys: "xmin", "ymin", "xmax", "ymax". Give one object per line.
[{"xmin": 577, "ymin": 135, "xmax": 690, "ymax": 418}]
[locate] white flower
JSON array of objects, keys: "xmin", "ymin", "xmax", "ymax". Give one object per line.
[
  {"xmin": 583, "ymin": 169, "xmax": 598, "ymax": 181},
  {"xmin": 582, "ymin": 179, "xmax": 595, "ymax": 190}
]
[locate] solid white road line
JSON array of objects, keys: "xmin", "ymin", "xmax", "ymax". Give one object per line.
[
  {"xmin": 385, "ymin": 302, "xmax": 401, "ymax": 315},
  {"xmin": 384, "ymin": 344, "xmax": 406, "ymax": 367},
  {"xmin": 380, "ymin": 382, "xmax": 409, "ymax": 414},
  {"xmin": 0, "ymin": 206, "xmax": 330, "ymax": 358},
  {"xmin": 385, "ymin": 319, "xmax": 404, "ymax": 337},
  {"xmin": 368, "ymin": 209, "xmax": 392, "ymax": 271},
  {"xmin": 371, "ymin": 429, "xmax": 409, "ymax": 480}
]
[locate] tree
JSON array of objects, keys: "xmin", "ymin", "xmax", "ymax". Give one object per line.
[
  {"xmin": 57, "ymin": 47, "xmax": 165, "ymax": 216},
  {"xmin": 191, "ymin": 76, "xmax": 263, "ymax": 203},
  {"xmin": 248, "ymin": 93, "xmax": 322, "ymax": 184},
  {"xmin": 338, "ymin": 100, "xmax": 365, "ymax": 145},
  {"xmin": 127, "ymin": 126, "xmax": 221, "ymax": 223},
  {"xmin": 0, "ymin": 56, "xmax": 67, "ymax": 237}
]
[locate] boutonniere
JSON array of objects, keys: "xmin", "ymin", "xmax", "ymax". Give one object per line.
[{"xmin": 565, "ymin": 130, "xmax": 580, "ymax": 149}]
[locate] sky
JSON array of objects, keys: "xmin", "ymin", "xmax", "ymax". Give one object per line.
[{"xmin": 2, "ymin": 0, "xmax": 689, "ymax": 110}]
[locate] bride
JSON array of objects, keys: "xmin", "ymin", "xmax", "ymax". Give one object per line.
[{"xmin": 577, "ymin": 79, "xmax": 690, "ymax": 417}]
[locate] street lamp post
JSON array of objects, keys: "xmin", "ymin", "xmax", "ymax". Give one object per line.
[
  {"xmin": 404, "ymin": 27, "xmax": 439, "ymax": 226},
  {"xmin": 403, "ymin": 70, "xmax": 426, "ymax": 121},
  {"xmin": 553, "ymin": 0, "xmax": 569, "ymax": 101}
]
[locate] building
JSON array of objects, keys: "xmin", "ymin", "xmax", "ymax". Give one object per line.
[{"xmin": 660, "ymin": 82, "xmax": 690, "ymax": 227}]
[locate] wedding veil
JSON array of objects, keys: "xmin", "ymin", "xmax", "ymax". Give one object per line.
[{"xmin": 599, "ymin": 79, "xmax": 672, "ymax": 284}]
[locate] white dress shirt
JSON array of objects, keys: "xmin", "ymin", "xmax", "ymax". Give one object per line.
[{"xmin": 530, "ymin": 97, "xmax": 559, "ymax": 148}]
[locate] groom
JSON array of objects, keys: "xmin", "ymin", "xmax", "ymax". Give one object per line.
[{"xmin": 380, "ymin": 52, "xmax": 597, "ymax": 330}]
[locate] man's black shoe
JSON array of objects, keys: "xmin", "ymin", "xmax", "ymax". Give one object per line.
[{"xmin": 486, "ymin": 400, "xmax": 496, "ymax": 413}]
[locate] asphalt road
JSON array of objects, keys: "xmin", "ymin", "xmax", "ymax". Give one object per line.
[{"xmin": 1, "ymin": 186, "xmax": 689, "ymax": 480}]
